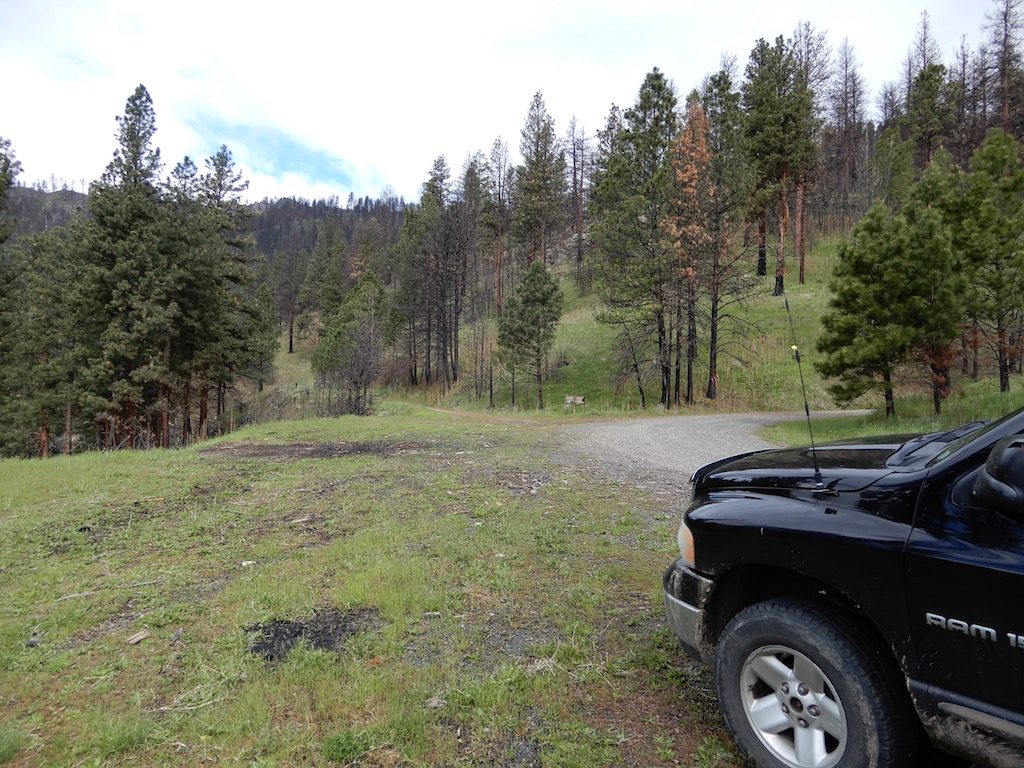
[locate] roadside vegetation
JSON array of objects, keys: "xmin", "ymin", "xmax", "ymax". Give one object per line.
[{"xmin": 767, "ymin": 378, "xmax": 1024, "ymax": 446}]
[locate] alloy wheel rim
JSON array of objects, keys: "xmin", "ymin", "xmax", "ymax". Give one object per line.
[{"xmin": 738, "ymin": 644, "xmax": 848, "ymax": 768}]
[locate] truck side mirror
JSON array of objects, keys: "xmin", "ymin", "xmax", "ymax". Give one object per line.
[{"xmin": 972, "ymin": 435, "xmax": 1024, "ymax": 516}]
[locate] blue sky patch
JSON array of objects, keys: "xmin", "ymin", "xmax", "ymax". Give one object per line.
[{"xmin": 190, "ymin": 114, "xmax": 353, "ymax": 188}]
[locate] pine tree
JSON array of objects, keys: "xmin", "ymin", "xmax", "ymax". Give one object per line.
[
  {"xmin": 818, "ymin": 163, "xmax": 964, "ymax": 417},
  {"xmin": 0, "ymin": 137, "xmax": 23, "ymax": 450},
  {"xmin": 669, "ymin": 94, "xmax": 711, "ymax": 405},
  {"xmin": 902, "ymin": 160, "xmax": 964, "ymax": 414},
  {"xmin": 962, "ymin": 130, "xmax": 1024, "ymax": 391},
  {"xmin": 3, "ymin": 222, "xmax": 96, "ymax": 455},
  {"xmin": 300, "ymin": 217, "xmax": 348, "ymax": 327},
  {"xmin": 985, "ymin": 0, "xmax": 1023, "ymax": 132},
  {"xmin": 593, "ymin": 69, "xmax": 680, "ymax": 407},
  {"xmin": 826, "ymin": 39, "xmax": 869, "ymax": 227},
  {"xmin": 312, "ymin": 273, "xmax": 389, "ymax": 415},
  {"xmin": 698, "ymin": 71, "xmax": 759, "ymax": 401},
  {"xmin": 496, "ymin": 292, "xmax": 525, "ymax": 406},
  {"xmin": 85, "ymin": 84, "xmax": 183, "ymax": 447},
  {"xmin": 790, "ymin": 22, "xmax": 829, "ymax": 284},
  {"xmin": 906, "ymin": 64, "xmax": 958, "ymax": 168},
  {"xmin": 194, "ymin": 145, "xmax": 273, "ymax": 436},
  {"xmin": 514, "ymin": 92, "xmax": 566, "ymax": 265},
  {"xmin": 870, "ymin": 133, "xmax": 915, "ymax": 210},
  {"xmin": 817, "ymin": 204, "xmax": 915, "ymax": 416},
  {"xmin": 482, "ymin": 138, "xmax": 513, "ymax": 311},
  {"xmin": 498, "ymin": 261, "xmax": 562, "ymax": 409},
  {"xmin": 566, "ymin": 117, "xmax": 590, "ymax": 293},
  {"xmin": 742, "ymin": 36, "xmax": 815, "ymax": 295}
]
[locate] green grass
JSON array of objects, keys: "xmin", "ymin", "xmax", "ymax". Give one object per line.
[
  {"xmin": 0, "ymin": 725, "xmax": 25, "ymax": 763},
  {"xmin": 0, "ymin": 406, "xmax": 734, "ymax": 767},
  {"xmin": 766, "ymin": 378, "xmax": 1024, "ymax": 446}
]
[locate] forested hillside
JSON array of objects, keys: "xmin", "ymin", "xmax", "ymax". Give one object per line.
[{"xmin": 2, "ymin": 1, "xmax": 1024, "ymax": 457}]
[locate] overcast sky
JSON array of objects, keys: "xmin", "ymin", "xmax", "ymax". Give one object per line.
[{"xmin": 1, "ymin": 0, "xmax": 992, "ymax": 203}]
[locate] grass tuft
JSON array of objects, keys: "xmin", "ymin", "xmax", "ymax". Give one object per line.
[
  {"xmin": 0, "ymin": 725, "xmax": 24, "ymax": 763},
  {"xmin": 322, "ymin": 729, "xmax": 373, "ymax": 763},
  {"xmin": 91, "ymin": 712, "xmax": 162, "ymax": 758}
]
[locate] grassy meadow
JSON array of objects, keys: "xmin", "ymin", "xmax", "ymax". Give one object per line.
[{"xmin": 0, "ymin": 405, "xmax": 738, "ymax": 767}]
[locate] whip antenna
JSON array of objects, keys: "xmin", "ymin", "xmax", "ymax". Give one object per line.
[{"xmin": 784, "ymin": 294, "xmax": 824, "ymax": 490}]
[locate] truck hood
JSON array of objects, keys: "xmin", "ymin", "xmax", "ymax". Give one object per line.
[{"xmin": 693, "ymin": 434, "xmax": 913, "ymax": 494}]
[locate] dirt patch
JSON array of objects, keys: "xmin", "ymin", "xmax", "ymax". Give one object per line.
[
  {"xmin": 63, "ymin": 601, "xmax": 145, "ymax": 648},
  {"xmin": 435, "ymin": 711, "xmax": 545, "ymax": 767},
  {"xmin": 582, "ymin": 675, "xmax": 735, "ymax": 768},
  {"xmin": 501, "ymin": 472, "xmax": 552, "ymax": 496},
  {"xmin": 405, "ymin": 605, "xmax": 556, "ymax": 673},
  {"xmin": 44, "ymin": 496, "xmax": 173, "ymax": 554},
  {"xmin": 199, "ymin": 441, "xmax": 425, "ymax": 461},
  {"xmin": 246, "ymin": 607, "xmax": 380, "ymax": 662}
]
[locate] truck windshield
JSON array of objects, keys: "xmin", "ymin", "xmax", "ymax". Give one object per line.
[
  {"xmin": 927, "ymin": 408, "xmax": 1024, "ymax": 466},
  {"xmin": 888, "ymin": 421, "xmax": 985, "ymax": 466}
]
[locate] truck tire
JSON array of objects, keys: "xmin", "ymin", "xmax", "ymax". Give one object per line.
[{"xmin": 714, "ymin": 597, "xmax": 919, "ymax": 768}]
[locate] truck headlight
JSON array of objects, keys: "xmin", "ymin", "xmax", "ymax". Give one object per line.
[{"xmin": 677, "ymin": 517, "xmax": 695, "ymax": 568}]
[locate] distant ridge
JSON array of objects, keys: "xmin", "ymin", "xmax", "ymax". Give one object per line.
[{"xmin": 8, "ymin": 186, "xmax": 88, "ymax": 237}]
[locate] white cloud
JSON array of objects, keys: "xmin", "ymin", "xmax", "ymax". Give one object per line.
[{"xmin": 1, "ymin": 0, "xmax": 992, "ymax": 202}]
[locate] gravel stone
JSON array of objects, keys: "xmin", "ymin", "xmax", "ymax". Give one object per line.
[{"xmin": 556, "ymin": 412, "xmax": 796, "ymax": 495}]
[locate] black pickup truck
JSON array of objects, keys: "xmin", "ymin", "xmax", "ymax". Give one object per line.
[{"xmin": 663, "ymin": 407, "xmax": 1024, "ymax": 768}]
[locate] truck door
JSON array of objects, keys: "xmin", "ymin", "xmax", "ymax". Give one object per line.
[{"xmin": 905, "ymin": 451, "xmax": 1024, "ymax": 719}]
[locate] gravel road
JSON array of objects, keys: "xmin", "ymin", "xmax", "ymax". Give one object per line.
[{"xmin": 556, "ymin": 411, "xmax": 808, "ymax": 499}]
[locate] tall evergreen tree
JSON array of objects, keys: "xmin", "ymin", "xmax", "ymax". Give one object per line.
[
  {"xmin": 566, "ymin": 117, "xmax": 591, "ymax": 293},
  {"xmin": 515, "ymin": 92, "xmax": 567, "ymax": 265},
  {"xmin": 482, "ymin": 138, "xmax": 513, "ymax": 311},
  {"xmin": 670, "ymin": 94, "xmax": 712, "ymax": 405},
  {"xmin": 593, "ymin": 69, "xmax": 680, "ymax": 406},
  {"xmin": 194, "ymin": 144, "xmax": 274, "ymax": 435},
  {"xmin": 985, "ymin": 0, "xmax": 1024, "ymax": 133},
  {"xmin": 4, "ymin": 222, "xmax": 96, "ymax": 455},
  {"xmin": 905, "ymin": 64, "xmax": 958, "ymax": 168},
  {"xmin": 743, "ymin": 36, "xmax": 816, "ymax": 295},
  {"xmin": 700, "ymin": 72, "xmax": 759, "ymax": 400},
  {"xmin": 819, "ymin": 162, "xmax": 964, "ymax": 416},
  {"xmin": 902, "ymin": 161, "xmax": 964, "ymax": 414},
  {"xmin": 790, "ymin": 22, "xmax": 830, "ymax": 284},
  {"xmin": 0, "ymin": 137, "xmax": 22, "ymax": 451},
  {"xmin": 85, "ymin": 84, "xmax": 183, "ymax": 447},
  {"xmin": 961, "ymin": 130, "xmax": 1024, "ymax": 391},
  {"xmin": 826, "ymin": 39, "xmax": 869, "ymax": 227},
  {"xmin": 300, "ymin": 217, "xmax": 348, "ymax": 327}
]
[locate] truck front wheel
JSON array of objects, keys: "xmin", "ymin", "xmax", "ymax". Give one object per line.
[{"xmin": 714, "ymin": 597, "xmax": 918, "ymax": 768}]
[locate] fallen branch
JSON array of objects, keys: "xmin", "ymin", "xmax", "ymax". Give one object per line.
[
  {"xmin": 56, "ymin": 579, "xmax": 164, "ymax": 602},
  {"xmin": 56, "ymin": 590, "xmax": 99, "ymax": 602}
]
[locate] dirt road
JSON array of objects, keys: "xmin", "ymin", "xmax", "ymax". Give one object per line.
[{"xmin": 557, "ymin": 411, "xmax": 806, "ymax": 496}]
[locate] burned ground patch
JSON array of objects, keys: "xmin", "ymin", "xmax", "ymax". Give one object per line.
[
  {"xmin": 199, "ymin": 441, "xmax": 427, "ymax": 461},
  {"xmin": 246, "ymin": 607, "xmax": 380, "ymax": 662}
]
